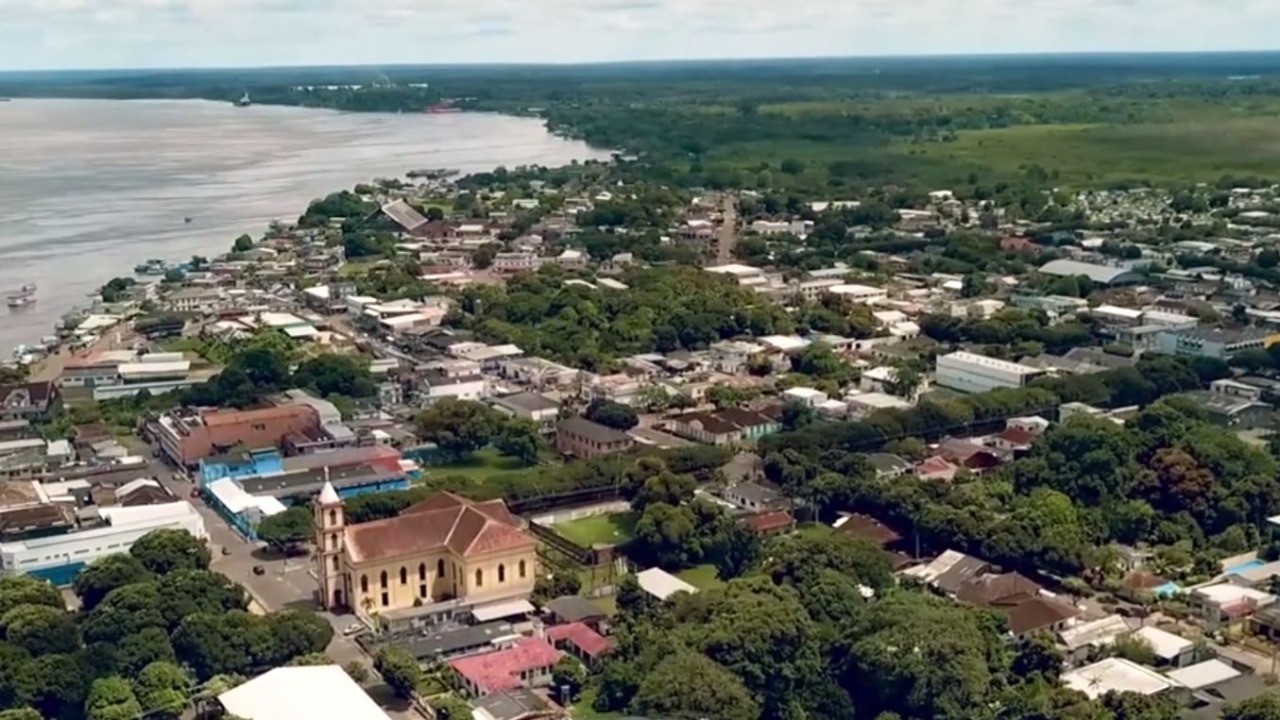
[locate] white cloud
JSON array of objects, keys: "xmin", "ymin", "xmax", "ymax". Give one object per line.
[{"xmin": 0, "ymin": 0, "xmax": 1277, "ymax": 69}]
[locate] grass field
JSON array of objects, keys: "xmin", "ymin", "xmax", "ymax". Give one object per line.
[
  {"xmin": 907, "ymin": 118, "xmax": 1280, "ymax": 187},
  {"xmin": 677, "ymin": 564, "xmax": 725, "ymax": 592},
  {"xmin": 415, "ymin": 449, "xmax": 545, "ymax": 488},
  {"xmin": 555, "ymin": 512, "xmax": 638, "ymax": 548}
]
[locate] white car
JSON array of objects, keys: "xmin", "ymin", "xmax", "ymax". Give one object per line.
[{"xmin": 343, "ymin": 623, "xmax": 364, "ymax": 637}]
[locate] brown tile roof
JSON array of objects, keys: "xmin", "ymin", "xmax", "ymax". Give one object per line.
[
  {"xmin": 1003, "ymin": 596, "xmax": 1080, "ymax": 636},
  {"xmin": 742, "ymin": 510, "xmax": 793, "ymax": 534},
  {"xmin": 956, "ymin": 572, "xmax": 1043, "ymax": 608},
  {"xmin": 344, "ymin": 491, "xmax": 534, "ymax": 563},
  {"xmin": 834, "ymin": 513, "xmax": 903, "ymax": 546}
]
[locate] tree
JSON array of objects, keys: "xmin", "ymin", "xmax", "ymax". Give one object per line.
[
  {"xmin": 1012, "ymin": 632, "xmax": 1064, "ymax": 683},
  {"xmin": 705, "ymin": 519, "xmax": 762, "ymax": 581},
  {"xmin": 414, "ymin": 399, "xmax": 501, "ymax": 459},
  {"xmin": 0, "ymin": 710, "xmax": 41, "ymax": 720},
  {"xmin": 1259, "ymin": 249, "xmax": 1280, "ymax": 270},
  {"xmin": 493, "ymin": 419, "xmax": 542, "ymax": 467},
  {"xmin": 631, "ymin": 651, "xmax": 760, "ymax": 720},
  {"xmin": 130, "ymin": 529, "xmax": 211, "ymax": 575},
  {"xmin": 256, "ymin": 506, "xmax": 314, "ymax": 552},
  {"xmin": 233, "ymin": 234, "xmax": 254, "ymax": 252},
  {"xmin": 432, "ymin": 694, "xmax": 473, "ymax": 720},
  {"xmin": 134, "ymin": 661, "xmax": 193, "ymax": 719},
  {"xmin": 293, "ymin": 354, "xmax": 375, "ymax": 398},
  {"xmin": 585, "ymin": 399, "xmax": 639, "ymax": 431},
  {"xmin": 374, "ymin": 646, "xmax": 421, "ymax": 699},
  {"xmin": 100, "ymin": 277, "xmax": 137, "ymax": 303},
  {"xmin": 425, "ymin": 206, "xmax": 446, "ymax": 222},
  {"xmin": 83, "ymin": 583, "xmax": 168, "ymax": 644},
  {"xmin": 884, "ymin": 364, "xmax": 923, "ymax": 400},
  {"xmin": 632, "ymin": 503, "xmax": 700, "ymax": 569},
  {"xmin": 0, "ymin": 576, "xmax": 62, "ymax": 616},
  {"xmin": 551, "ymin": 656, "xmax": 587, "ymax": 703},
  {"xmin": 19, "ymin": 653, "xmax": 90, "ymax": 720},
  {"xmin": 343, "ymin": 661, "xmax": 370, "ymax": 685},
  {"xmin": 1, "ymin": 604, "xmax": 80, "ymax": 656},
  {"xmin": 116, "ymin": 627, "xmax": 177, "ymax": 677},
  {"xmin": 780, "ymin": 401, "xmax": 815, "ymax": 431},
  {"xmin": 1225, "ymin": 694, "xmax": 1280, "ymax": 720},
  {"xmin": 85, "ymin": 677, "xmax": 142, "ymax": 720},
  {"xmin": 74, "ymin": 554, "xmax": 153, "ymax": 610},
  {"xmin": 632, "ymin": 470, "xmax": 696, "ymax": 512},
  {"xmin": 154, "ymin": 569, "xmax": 248, "ymax": 629}
]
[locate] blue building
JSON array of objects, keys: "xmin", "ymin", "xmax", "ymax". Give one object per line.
[{"xmin": 199, "ymin": 449, "xmax": 284, "ymax": 487}]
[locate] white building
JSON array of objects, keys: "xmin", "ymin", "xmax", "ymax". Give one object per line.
[
  {"xmin": 219, "ymin": 665, "xmax": 391, "ymax": 720},
  {"xmin": 827, "ymin": 283, "xmax": 888, "ymax": 303},
  {"xmin": 935, "ymin": 351, "xmax": 1047, "ymax": 394},
  {"xmin": 1062, "ymin": 657, "xmax": 1179, "ymax": 700},
  {"xmin": 0, "ymin": 501, "xmax": 207, "ymax": 586},
  {"xmin": 635, "ymin": 568, "xmax": 698, "ymax": 601}
]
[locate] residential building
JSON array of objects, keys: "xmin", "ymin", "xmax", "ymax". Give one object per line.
[
  {"xmin": 545, "ymin": 622, "xmax": 612, "ymax": 666},
  {"xmin": 1176, "ymin": 390, "xmax": 1274, "ymax": 429},
  {"xmin": 555, "ymin": 418, "xmax": 634, "ymax": 459},
  {"xmin": 1058, "ymin": 615, "xmax": 1136, "ymax": 666},
  {"xmin": 492, "ymin": 252, "xmax": 540, "ymax": 274},
  {"xmin": 422, "ymin": 371, "xmax": 489, "ymax": 404},
  {"xmin": 1062, "ymin": 658, "xmax": 1181, "ymax": 700},
  {"xmin": 1189, "ymin": 583, "xmax": 1277, "ymax": 631},
  {"xmin": 1131, "ymin": 625, "xmax": 1197, "ymax": 668},
  {"xmin": 156, "ymin": 405, "xmax": 320, "ymax": 468},
  {"xmin": 864, "ymin": 453, "xmax": 913, "ymax": 479},
  {"xmin": 665, "ymin": 408, "xmax": 780, "ymax": 446},
  {"xmin": 935, "ymin": 351, "xmax": 1047, "ymax": 394},
  {"xmin": 314, "ymin": 487, "xmax": 538, "ymax": 615},
  {"xmin": 722, "ymin": 481, "xmax": 786, "ymax": 512},
  {"xmin": 165, "ymin": 287, "xmax": 222, "ymax": 314},
  {"xmin": 0, "ymin": 382, "xmax": 58, "ymax": 421},
  {"xmin": 901, "ymin": 550, "xmax": 991, "ymax": 595},
  {"xmin": 449, "ymin": 637, "xmax": 562, "ymax": 697}
]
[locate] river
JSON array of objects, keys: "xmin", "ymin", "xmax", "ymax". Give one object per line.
[{"xmin": 0, "ymin": 98, "xmax": 608, "ymax": 356}]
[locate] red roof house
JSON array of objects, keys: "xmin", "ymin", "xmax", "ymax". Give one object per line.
[
  {"xmin": 545, "ymin": 622, "xmax": 612, "ymax": 663},
  {"xmin": 448, "ymin": 637, "xmax": 562, "ymax": 697}
]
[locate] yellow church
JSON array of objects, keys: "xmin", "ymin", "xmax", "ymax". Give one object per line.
[{"xmin": 313, "ymin": 483, "xmax": 539, "ymax": 615}]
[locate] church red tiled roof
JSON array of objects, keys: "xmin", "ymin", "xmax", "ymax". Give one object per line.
[{"xmin": 344, "ymin": 492, "xmax": 535, "ymax": 563}]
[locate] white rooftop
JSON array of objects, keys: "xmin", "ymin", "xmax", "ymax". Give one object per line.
[
  {"xmin": 1132, "ymin": 625, "xmax": 1194, "ymax": 660},
  {"xmin": 635, "ymin": 567, "xmax": 698, "ymax": 601},
  {"xmin": 939, "ymin": 351, "xmax": 1044, "ymax": 376},
  {"xmin": 705, "ymin": 263, "xmax": 764, "ymax": 277},
  {"xmin": 207, "ymin": 479, "xmax": 287, "ymax": 517},
  {"xmin": 1165, "ymin": 659, "xmax": 1240, "ymax": 690},
  {"xmin": 1058, "ymin": 615, "xmax": 1133, "ymax": 650},
  {"xmin": 1062, "ymin": 657, "xmax": 1178, "ymax": 699},
  {"xmin": 258, "ymin": 312, "xmax": 307, "ymax": 328},
  {"xmin": 759, "ymin": 335, "xmax": 811, "ymax": 352},
  {"xmin": 1193, "ymin": 583, "xmax": 1276, "ymax": 607},
  {"xmin": 218, "ymin": 665, "xmax": 391, "ymax": 720}
]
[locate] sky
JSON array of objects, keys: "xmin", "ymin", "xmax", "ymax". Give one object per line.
[{"xmin": 2, "ymin": 0, "xmax": 1280, "ymax": 70}]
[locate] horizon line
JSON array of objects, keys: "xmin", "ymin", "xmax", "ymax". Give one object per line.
[{"xmin": 5, "ymin": 47, "xmax": 1280, "ymax": 76}]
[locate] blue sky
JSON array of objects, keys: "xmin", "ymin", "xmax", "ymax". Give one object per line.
[{"xmin": 1, "ymin": 0, "xmax": 1278, "ymax": 70}]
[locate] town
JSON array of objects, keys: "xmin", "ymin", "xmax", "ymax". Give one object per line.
[{"xmin": 7, "ymin": 161, "xmax": 1280, "ymax": 720}]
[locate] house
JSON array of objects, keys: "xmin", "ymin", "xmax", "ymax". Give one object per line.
[
  {"xmin": 1176, "ymin": 390, "xmax": 1273, "ymax": 429},
  {"xmin": 1189, "ymin": 583, "xmax": 1277, "ymax": 631},
  {"xmin": 545, "ymin": 622, "xmax": 612, "ymax": 666},
  {"xmin": 1131, "ymin": 625, "xmax": 1197, "ymax": 668},
  {"xmin": 665, "ymin": 408, "xmax": 780, "ymax": 446},
  {"xmin": 741, "ymin": 510, "xmax": 794, "ymax": 536},
  {"xmin": 1062, "ymin": 657, "xmax": 1181, "ymax": 700},
  {"xmin": 1001, "ymin": 596, "xmax": 1081, "ymax": 640},
  {"xmin": 421, "ymin": 371, "xmax": 489, "ymax": 404},
  {"xmin": 901, "ymin": 550, "xmax": 990, "ymax": 595},
  {"xmin": 314, "ymin": 487, "xmax": 538, "ymax": 616},
  {"xmin": 542, "ymin": 595, "xmax": 610, "ymax": 634},
  {"xmin": 1156, "ymin": 327, "xmax": 1274, "ymax": 361},
  {"xmin": 987, "ymin": 427, "xmax": 1038, "ymax": 453},
  {"xmin": 933, "ymin": 438, "xmax": 1003, "ymax": 472},
  {"xmin": 0, "ymin": 382, "xmax": 57, "ymax": 422},
  {"xmin": 722, "ymin": 481, "xmax": 787, "ymax": 512},
  {"xmin": 865, "ymin": 453, "xmax": 913, "ymax": 479},
  {"xmin": 555, "ymin": 418, "xmax": 634, "ymax": 459},
  {"xmin": 832, "ymin": 513, "xmax": 903, "ymax": 549},
  {"xmin": 449, "ymin": 637, "xmax": 562, "ymax": 697},
  {"xmin": 1058, "ymin": 615, "xmax": 1136, "ymax": 666},
  {"xmin": 915, "ymin": 456, "xmax": 959, "ymax": 482},
  {"xmin": 491, "ymin": 393, "xmax": 561, "ymax": 433}
]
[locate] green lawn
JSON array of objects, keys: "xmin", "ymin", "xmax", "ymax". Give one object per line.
[
  {"xmin": 416, "ymin": 449, "xmax": 542, "ymax": 484},
  {"xmin": 677, "ymin": 564, "xmax": 725, "ymax": 592},
  {"xmin": 555, "ymin": 512, "xmax": 638, "ymax": 548},
  {"xmin": 907, "ymin": 118, "xmax": 1280, "ymax": 187},
  {"xmin": 795, "ymin": 522, "xmax": 834, "ymax": 541}
]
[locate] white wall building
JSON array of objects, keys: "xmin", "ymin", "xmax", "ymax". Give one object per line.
[
  {"xmin": 0, "ymin": 501, "xmax": 207, "ymax": 586},
  {"xmin": 935, "ymin": 351, "xmax": 1047, "ymax": 394}
]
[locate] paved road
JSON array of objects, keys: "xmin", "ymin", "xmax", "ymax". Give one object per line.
[{"xmin": 716, "ymin": 194, "xmax": 738, "ymax": 265}]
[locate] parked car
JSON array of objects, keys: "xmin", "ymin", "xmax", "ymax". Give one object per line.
[{"xmin": 252, "ymin": 565, "xmax": 265, "ymax": 576}]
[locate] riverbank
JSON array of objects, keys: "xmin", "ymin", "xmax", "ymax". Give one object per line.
[{"xmin": 0, "ymin": 98, "xmax": 609, "ymax": 357}]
